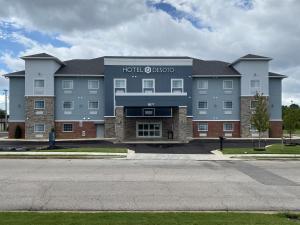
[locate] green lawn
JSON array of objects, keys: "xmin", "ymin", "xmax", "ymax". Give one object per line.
[
  {"xmin": 31, "ymin": 147, "xmax": 127, "ymax": 153},
  {"xmin": 283, "ymin": 129, "xmax": 300, "ymax": 136},
  {"xmin": 0, "ymin": 212, "xmax": 299, "ymax": 225},
  {"xmin": 223, "ymin": 144, "xmax": 300, "ymax": 154}
]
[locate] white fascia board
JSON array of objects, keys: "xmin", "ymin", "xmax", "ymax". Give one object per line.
[
  {"xmin": 192, "ymin": 75, "xmax": 241, "ymax": 77},
  {"xmin": 104, "ymin": 58, "xmax": 193, "ymax": 66},
  {"xmin": 269, "ymin": 76, "xmax": 287, "ymax": 79},
  {"xmin": 115, "ymin": 92, "xmax": 187, "ymax": 96}
]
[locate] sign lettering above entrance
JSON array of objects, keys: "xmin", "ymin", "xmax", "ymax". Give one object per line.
[{"xmin": 122, "ymin": 66, "xmax": 175, "ymax": 74}]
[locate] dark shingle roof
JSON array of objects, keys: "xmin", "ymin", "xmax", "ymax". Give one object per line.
[
  {"xmin": 240, "ymin": 54, "xmax": 271, "ymax": 59},
  {"xmin": 269, "ymin": 72, "xmax": 287, "ymax": 78},
  {"xmin": 55, "ymin": 57, "xmax": 104, "ymax": 75},
  {"xmin": 22, "ymin": 53, "xmax": 55, "ymax": 58},
  {"xmin": 192, "ymin": 59, "xmax": 240, "ymax": 75},
  {"xmin": 3, "ymin": 70, "xmax": 25, "ymax": 77}
]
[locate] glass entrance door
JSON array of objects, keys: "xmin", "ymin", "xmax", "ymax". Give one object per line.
[{"xmin": 136, "ymin": 122, "xmax": 161, "ymax": 138}]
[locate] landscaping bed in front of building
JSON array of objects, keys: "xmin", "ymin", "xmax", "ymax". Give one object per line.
[
  {"xmin": 222, "ymin": 144, "xmax": 300, "ymax": 154},
  {"xmin": 0, "ymin": 212, "xmax": 299, "ymax": 225}
]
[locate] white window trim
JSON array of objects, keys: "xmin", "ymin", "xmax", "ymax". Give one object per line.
[
  {"xmin": 33, "ymin": 79, "xmax": 45, "ymax": 95},
  {"xmin": 63, "ymin": 123, "xmax": 73, "ymax": 132},
  {"xmin": 223, "ymin": 80, "xmax": 233, "ymax": 89},
  {"xmin": 62, "ymin": 80, "xmax": 74, "ymax": 90},
  {"xmin": 198, "ymin": 101, "xmax": 208, "ymax": 109},
  {"xmin": 114, "ymin": 78, "xmax": 127, "ymax": 90},
  {"xmin": 198, "ymin": 123, "xmax": 208, "ymax": 132},
  {"xmin": 223, "ymin": 123, "xmax": 234, "ymax": 132},
  {"xmin": 171, "ymin": 79, "xmax": 184, "ymax": 93},
  {"xmin": 88, "ymin": 101, "xmax": 99, "ymax": 110},
  {"xmin": 88, "ymin": 80, "xmax": 99, "ymax": 89},
  {"xmin": 250, "ymin": 79, "xmax": 260, "ymax": 88},
  {"xmin": 62, "ymin": 101, "xmax": 74, "ymax": 110},
  {"xmin": 223, "ymin": 101, "xmax": 233, "ymax": 109},
  {"xmin": 136, "ymin": 122, "xmax": 162, "ymax": 138},
  {"xmin": 142, "ymin": 79, "xmax": 155, "ymax": 93},
  {"xmin": 34, "ymin": 123, "xmax": 45, "ymax": 133},
  {"xmin": 34, "ymin": 100, "xmax": 45, "ymax": 109},
  {"xmin": 198, "ymin": 80, "xmax": 208, "ymax": 89}
]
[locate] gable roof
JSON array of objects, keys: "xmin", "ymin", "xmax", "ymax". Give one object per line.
[
  {"xmin": 192, "ymin": 59, "xmax": 240, "ymax": 76},
  {"xmin": 269, "ymin": 72, "xmax": 287, "ymax": 78},
  {"xmin": 21, "ymin": 52, "xmax": 65, "ymax": 65},
  {"xmin": 240, "ymin": 54, "xmax": 271, "ymax": 59}
]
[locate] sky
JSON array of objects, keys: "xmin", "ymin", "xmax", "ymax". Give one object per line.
[{"xmin": 0, "ymin": 0, "xmax": 299, "ymax": 110}]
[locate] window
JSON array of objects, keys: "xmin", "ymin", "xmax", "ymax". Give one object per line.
[
  {"xmin": 34, "ymin": 80, "xmax": 44, "ymax": 95},
  {"xmin": 34, "ymin": 100, "xmax": 45, "ymax": 109},
  {"xmin": 114, "ymin": 79, "xmax": 126, "ymax": 93},
  {"xmin": 198, "ymin": 123, "xmax": 208, "ymax": 131},
  {"xmin": 250, "ymin": 80, "xmax": 260, "ymax": 88},
  {"xmin": 250, "ymin": 100, "xmax": 258, "ymax": 109},
  {"xmin": 63, "ymin": 124, "xmax": 73, "ymax": 132},
  {"xmin": 198, "ymin": 101, "xmax": 208, "ymax": 109},
  {"xmin": 63, "ymin": 101, "xmax": 74, "ymax": 110},
  {"xmin": 34, "ymin": 123, "xmax": 45, "ymax": 133},
  {"xmin": 143, "ymin": 79, "xmax": 155, "ymax": 93},
  {"xmin": 198, "ymin": 80, "xmax": 208, "ymax": 89},
  {"xmin": 223, "ymin": 123, "xmax": 233, "ymax": 131},
  {"xmin": 223, "ymin": 101, "xmax": 233, "ymax": 109},
  {"xmin": 88, "ymin": 80, "xmax": 99, "ymax": 89},
  {"xmin": 62, "ymin": 80, "xmax": 73, "ymax": 89},
  {"xmin": 88, "ymin": 101, "xmax": 99, "ymax": 109},
  {"xmin": 223, "ymin": 80, "xmax": 233, "ymax": 89},
  {"xmin": 171, "ymin": 79, "xmax": 183, "ymax": 93},
  {"xmin": 137, "ymin": 122, "xmax": 161, "ymax": 137}
]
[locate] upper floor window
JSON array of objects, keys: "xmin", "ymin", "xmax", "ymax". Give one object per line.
[
  {"xmin": 198, "ymin": 80, "xmax": 208, "ymax": 89},
  {"xmin": 34, "ymin": 79, "xmax": 44, "ymax": 95},
  {"xmin": 198, "ymin": 123, "xmax": 208, "ymax": 131},
  {"xmin": 88, "ymin": 101, "xmax": 99, "ymax": 109},
  {"xmin": 250, "ymin": 80, "xmax": 260, "ymax": 88},
  {"xmin": 62, "ymin": 80, "xmax": 73, "ymax": 89},
  {"xmin": 114, "ymin": 79, "xmax": 126, "ymax": 93},
  {"xmin": 34, "ymin": 100, "xmax": 45, "ymax": 109},
  {"xmin": 223, "ymin": 80, "xmax": 233, "ymax": 89},
  {"xmin": 63, "ymin": 101, "xmax": 74, "ymax": 110},
  {"xmin": 223, "ymin": 101, "xmax": 233, "ymax": 109},
  {"xmin": 34, "ymin": 123, "xmax": 45, "ymax": 133},
  {"xmin": 171, "ymin": 79, "xmax": 183, "ymax": 93},
  {"xmin": 223, "ymin": 123, "xmax": 233, "ymax": 131},
  {"xmin": 198, "ymin": 101, "xmax": 208, "ymax": 109},
  {"xmin": 143, "ymin": 79, "xmax": 155, "ymax": 93},
  {"xmin": 88, "ymin": 80, "xmax": 99, "ymax": 89}
]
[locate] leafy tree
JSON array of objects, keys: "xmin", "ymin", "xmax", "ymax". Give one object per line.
[
  {"xmin": 0, "ymin": 109, "xmax": 5, "ymax": 118},
  {"xmin": 283, "ymin": 105, "xmax": 297, "ymax": 142},
  {"xmin": 251, "ymin": 93, "xmax": 270, "ymax": 149}
]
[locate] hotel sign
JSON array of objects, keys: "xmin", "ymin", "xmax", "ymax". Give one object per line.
[{"xmin": 122, "ymin": 66, "xmax": 175, "ymax": 74}]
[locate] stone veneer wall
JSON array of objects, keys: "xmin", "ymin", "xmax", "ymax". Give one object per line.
[
  {"xmin": 25, "ymin": 96, "xmax": 54, "ymax": 139},
  {"xmin": 115, "ymin": 106, "xmax": 125, "ymax": 142},
  {"xmin": 178, "ymin": 106, "xmax": 187, "ymax": 142},
  {"xmin": 104, "ymin": 117, "xmax": 116, "ymax": 138},
  {"xmin": 240, "ymin": 96, "xmax": 269, "ymax": 138}
]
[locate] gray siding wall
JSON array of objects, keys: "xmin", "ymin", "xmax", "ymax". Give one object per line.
[
  {"xmin": 54, "ymin": 77, "xmax": 104, "ymax": 120},
  {"xmin": 9, "ymin": 77, "xmax": 25, "ymax": 121},
  {"xmin": 192, "ymin": 77, "xmax": 240, "ymax": 120},
  {"xmin": 269, "ymin": 78, "xmax": 282, "ymax": 120},
  {"xmin": 104, "ymin": 65, "xmax": 193, "ymax": 116}
]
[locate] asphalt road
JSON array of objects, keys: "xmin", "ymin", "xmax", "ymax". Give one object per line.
[{"xmin": 0, "ymin": 159, "xmax": 299, "ymax": 211}]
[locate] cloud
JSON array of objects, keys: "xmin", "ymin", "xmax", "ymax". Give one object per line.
[{"xmin": 0, "ymin": 0, "xmax": 299, "ymax": 105}]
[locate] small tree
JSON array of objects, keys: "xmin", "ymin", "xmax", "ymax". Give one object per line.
[
  {"xmin": 251, "ymin": 93, "xmax": 270, "ymax": 149},
  {"xmin": 283, "ymin": 105, "xmax": 297, "ymax": 142}
]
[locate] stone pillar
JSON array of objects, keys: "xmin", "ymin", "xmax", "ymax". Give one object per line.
[
  {"xmin": 240, "ymin": 96, "xmax": 269, "ymax": 138},
  {"xmin": 115, "ymin": 106, "xmax": 124, "ymax": 142},
  {"xmin": 104, "ymin": 117, "xmax": 116, "ymax": 138},
  {"xmin": 25, "ymin": 96, "xmax": 54, "ymax": 139},
  {"xmin": 178, "ymin": 106, "xmax": 187, "ymax": 143},
  {"xmin": 186, "ymin": 117, "xmax": 193, "ymax": 140}
]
